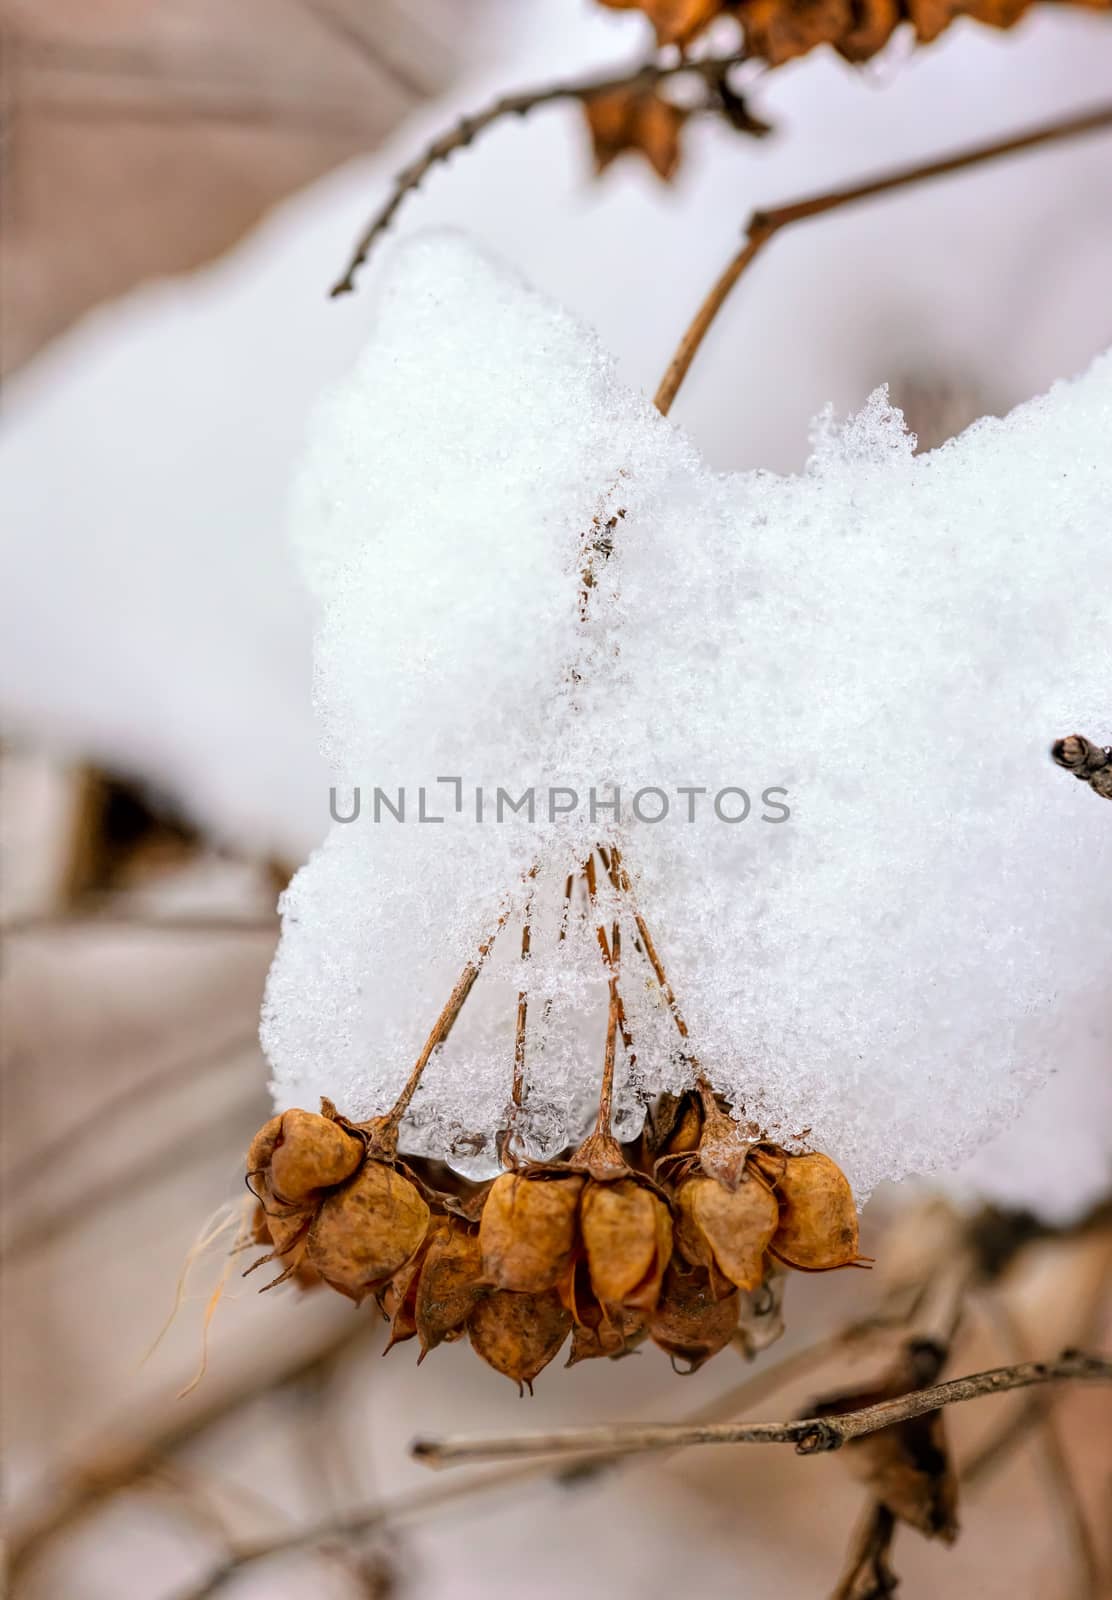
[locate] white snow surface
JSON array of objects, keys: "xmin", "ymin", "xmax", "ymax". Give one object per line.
[{"xmin": 261, "ymin": 235, "xmax": 1112, "ymax": 1200}]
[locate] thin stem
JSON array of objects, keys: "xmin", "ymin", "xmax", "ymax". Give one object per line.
[
  {"xmin": 511, "ymin": 891, "xmax": 534, "ymax": 1108},
  {"xmin": 978, "ymin": 1294, "xmax": 1101, "ymax": 1600},
  {"xmin": 376, "ymin": 913, "xmax": 508, "ymax": 1142},
  {"xmin": 653, "ymin": 101, "xmax": 1112, "ymax": 416},
  {"xmin": 330, "ymin": 52, "xmax": 749, "ymax": 296},
  {"xmin": 411, "ymin": 1351, "xmax": 1112, "ymax": 1467}
]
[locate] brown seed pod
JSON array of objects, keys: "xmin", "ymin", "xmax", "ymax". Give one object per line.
[
  {"xmin": 566, "ymin": 1308, "xmax": 647, "ymax": 1366},
  {"xmin": 307, "ymin": 1159, "xmax": 430, "ymax": 1303},
  {"xmin": 468, "ymin": 1288, "xmax": 572, "ymax": 1392},
  {"xmin": 478, "ymin": 1171, "xmax": 584, "ymax": 1294},
  {"xmin": 580, "ymin": 1177, "xmax": 673, "ymax": 1311},
  {"xmin": 381, "ymin": 1247, "xmax": 425, "ymax": 1352},
  {"xmin": 674, "ymin": 1172, "xmax": 779, "ymax": 1292},
  {"xmin": 765, "ymin": 1151, "xmax": 860, "ymax": 1271},
  {"xmin": 649, "ymin": 1259, "xmax": 740, "ymax": 1372},
  {"xmin": 414, "ymin": 1215, "xmax": 485, "ymax": 1356},
  {"xmin": 248, "ymin": 1106, "xmax": 364, "ymax": 1204},
  {"xmin": 250, "ymin": 1201, "xmax": 321, "ymax": 1289}
]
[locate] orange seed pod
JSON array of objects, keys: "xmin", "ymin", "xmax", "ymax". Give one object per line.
[
  {"xmin": 478, "ymin": 1172, "xmax": 584, "ymax": 1293},
  {"xmin": 768, "ymin": 1152, "xmax": 859, "ymax": 1271},
  {"xmin": 674, "ymin": 1173, "xmax": 779, "ymax": 1292},
  {"xmin": 307, "ymin": 1160, "xmax": 430, "ymax": 1303}
]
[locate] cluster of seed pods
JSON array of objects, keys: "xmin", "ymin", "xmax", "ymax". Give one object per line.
[{"xmin": 246, "ymin": 1082, "xmax": 861, "ymax": 1389}]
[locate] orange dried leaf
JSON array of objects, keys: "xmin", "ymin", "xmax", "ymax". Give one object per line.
[
  {"xmin": 479, "ymin": 1171, "xmax": 584, "ymax": 1293},
  {"xmin": 675, "ymin": 1173, "xmax": 779, "ymax": 1291},
  {"xmin": 307, "ymin": 1160, "xmax": 430, "ymax": 1303},
  {"xmin": 595, "ymin": 0, "xmax": 724, "ymax": 41},
  {"xmin": 769, "ymin": 1151, "xmax": 859, "ymax": 1271},
  {"xmin": 468, "ymin": 1288, "xmax": 572, "ymax": 1390},
  {"xmin": 584, "ymin": 87, "xmax": 686, "ymax": 181}
]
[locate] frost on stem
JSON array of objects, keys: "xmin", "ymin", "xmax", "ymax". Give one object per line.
[{"xmin": 262, "ymin": 235, "xmax": 1111, "ymax": 1217}]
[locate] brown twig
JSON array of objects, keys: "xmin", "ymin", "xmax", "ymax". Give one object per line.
[
  {"xmin": 372, "ymin": 914, "xmax": 508, "ymax": 1148},
  {"xmin": 977, "ymin": 1294, "xmax": 1101, "ymax": 1600},
  {"xmin": 511, "ymin": 891, "xmax": 534, "ymax": 1109},
  {"xmin": 329, "ymin": 52, "xmax": 750, "ymax": 296},
  {"xmin": 412, "ymin": 1351, "xmax": 1112, "ymax": 1467},
  {"xmin": 653, "ymin": 102, "xmax": 1112, "ymax": 416},
  {"xmin": 829, "ymin": 1502, "xmax": 898, "ymax": 1600}
]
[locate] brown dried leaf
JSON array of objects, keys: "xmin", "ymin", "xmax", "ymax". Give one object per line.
[
  {"xmin": 595, "ymin": 0, "xmax": 724, "ymax": 42},
  {"xmin": 812, "ymin": 1341, "xmax": 959, "ymax": 1540},
  {"xmin": 468, "ymin": 1288, "xmax": 572, "ymax": 1391},
  {"xmin": 768, "ymin": 1151, "xmax": 859, "ymax": 1271},
  {"xmin": 674, "ymin": 1173, "xmax": 779, "ymax": 1291},
  {"xmin": 584, "ymin": 87, "xmax": 686, "ymax": 181},
  {"xmin": 479, "ymin": 1171, "xmax": 584, "ymax": 1294},
  {"xmin": 307, "ymin": 1160, "xmax": 430, "ymax": 1303},
  {"xmin": 649, "ymin": 1260, "xmax": 740, "ymax": 1371},
  {"xmin": 415, "ymin": 1215, "xmax": 485, "ymax": 1355},
  {"xmin": 580, "ymin": 1177, "xmax": 673, "ymax": 1310}
]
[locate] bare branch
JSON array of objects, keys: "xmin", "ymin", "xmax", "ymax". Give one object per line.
[
  {"xmin": 412, "ymin": 1351, "xmax": 1112, "ymax": 1468},
  {"xmin": 653, "ymin": 102, "xmax": 1112, "ymax": 415},
  {"xmin": 329, "ymin": 51, "xmax": 750, "ymax": 297}
]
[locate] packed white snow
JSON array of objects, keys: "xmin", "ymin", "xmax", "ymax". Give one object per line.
[
  {"xmin": 261, "ymin": 235, "xmax": 1112, "ymax": 1199},
  {"xmin": 3, "ymin": 10, "xmax": 1112, "ymax": 867}
]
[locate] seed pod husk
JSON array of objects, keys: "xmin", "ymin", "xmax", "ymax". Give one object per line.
[
  {"xmin": 415, "ymin": 1215, "xmax": 485, "ymax": 1356},
  {"xmin": 468, "ymin": 1288, "xmax": 571, "ymax": 1391},
  {"xmin": 254, "ymin": 1187, "xmax": 315, "ymax": 1257},
  {"xmin": 307, "ymin": 1159, "xmax": 430, "ymax": 1303},
  {"xmin": 674, "ymin": 1172, "xmax": 779, "ymax": 1292},
  {"xmin": 766, "ymin": 1152, "xmax": 859, "ymax": 1270},
  {"xmin": 478, "ymin": 1171, "xmax": 584, "ymax": 1293},
  {"xmin": 561, "ymin": 1258, "xmax": 646, "ymax": 1364},
  {"xmin": 649, "ymin": 1260, "xmax": 740, "ymax": 1372},
  {"xmin": 580, "ymin": 1176, "xmax": 673, "ymax": 1311},
  {"xmin": 248, "ymin": 1106, "xmax": 364, "ymax": 1204},
  {"xmin": 381, "ymin": 1247, "xmax": 424, "ymax": 1352}
]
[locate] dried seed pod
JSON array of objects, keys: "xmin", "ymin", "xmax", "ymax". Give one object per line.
[
  {"xmin": 649, "ymin": 1260, "xmax": 740, "ymax": 1372},
  {"xmin": 252, "ymin": 1187, "xmax": 314, "ymax": 1257},
  {"xmin": 580, "ymin": 1177, "xmax": 672, "ymax": 1311},
  {"xmin": 307, "ymin": 1159, "xmax": 430, "ymax": 1303},
  {"xmin": 478, "ymin": 1171, "xmax": 584, "ymax": 1293},
  {"xmin": 250, "ymin": 1201, "xmax": 321, "ymax": 1289},
  {"xmin": 561, "ymin": 1258, "xmax": 646, "ymax": 1364},
  {"xmin": 468, "ymin": 1288, "xmax": 571, "ymax": 1392},
  {"xmin": 247, "ymin": 1106, "xmax": 364, "ymax": 1204},
  {"xmin": 381, "ymin": 1248, "xmax": 425, "ymax": 1352},
  {"xmin": 415, "ymin": 1215, "xmax": 485, "ymax": 1356},
  {"xmin": 767, "ymin": 1152, "xmax": 859, "ymax": 1271},
  {"xmin": 566, "ymin": 1309, "xmax": 647, "ymax": 1366},
  {"xmin": 674, "ymin": 1173, "xmax": 779, "ymax": 1292}
]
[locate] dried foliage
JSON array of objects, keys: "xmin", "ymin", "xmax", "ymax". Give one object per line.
[{"xmin": 597, "ymin": 0, "xmax": 1112, "ymax": 62}]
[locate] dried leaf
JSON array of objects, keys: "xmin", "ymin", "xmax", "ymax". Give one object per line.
[
  {"xmin": 596, "ymin": 0, "xmax": 724, "ymax": 43},
  {"xmin": 580, "ymin": 1177, "xmax": 673, "ymax": 1310},
  {"xmin": 593, "ymin": 0, "xmax": 1112, "ymax": 66},
  {"xmin": 811, "ymin": 1340, "xmax": 959, "ymax": 1540},
  {"xmin": 307, "ymin": 1160, "xmax": 430, "ymax": 1303},
  {"xmin": 381, "ymin": 1248, "xmax": 424, "ymax": 1352},
  {"xmin": 674, "ymin": 1173, "xmax": 779, "ymax": 1291},
  {"xmin": 649, "ymin": 1260, "xmax": 740, "ymax": 1371},
  {"xmin": 468, "ymin": 1288, "xmax": 572, "ymax": 1391},
  {"xmin": 479, "ymin": 1171, "xmax": 584, "ymax": 1293},
  {"xmin": 584, "ymin": 87, "xmax": 686, "ymax": 181},
  {"xmin": 415, "ymin": 1215, "xmax": 485, "ymax": 1355},
  {"xmin": 767, "ymin": 1151, "xmax": 859, "ymax": 1271}
]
